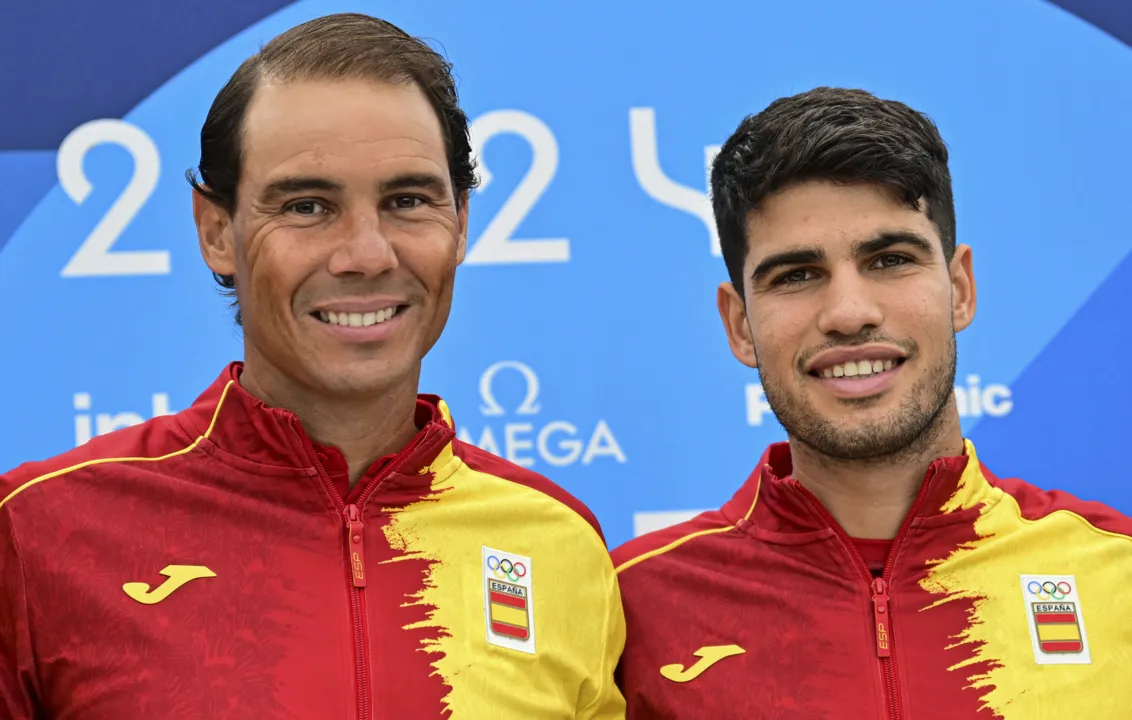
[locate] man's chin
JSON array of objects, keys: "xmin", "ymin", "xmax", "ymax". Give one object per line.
[
  {"xmin": 794, "ymin": 427, "xmax": 916, "ymax": 462},
  {"xmin": 303, "ymin": 359, "xmax": 413, "ymax": 397},
  {"xmin": 796, "ymin": 405, "xmax": 946, "ymax": 461},
  {"xmin": 811, "ymin": 392, "xmax": 898, "ymax": 419}
]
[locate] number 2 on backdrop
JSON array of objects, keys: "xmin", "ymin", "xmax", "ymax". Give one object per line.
[{"xmin": 56, "ymin": 109, "xmax": 717, "ymax": 277}]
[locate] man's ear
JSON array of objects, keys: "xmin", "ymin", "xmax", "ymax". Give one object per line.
[
  {"xmin": 949, "ymin": 243, "xmax": 977, "ymax": 332},
  {"xmin": 717, "ymin": 281, "xmax": 758, "ymax": 369},
  {"xmin": 193, "ymin": 189, "xmax": 237, "ymax": 278},
  {"xmin": 455, "ymin": 191, "xmax": 469, "ymax": 265}
]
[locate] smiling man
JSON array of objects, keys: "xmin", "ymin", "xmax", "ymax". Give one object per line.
[
  {"xmin": 0, "ymin": 14, "xmax": 624, "ymax": 719},
  {"xmin": 612, "ymin": 87, "xmax": 1132, "ymax": 718}
]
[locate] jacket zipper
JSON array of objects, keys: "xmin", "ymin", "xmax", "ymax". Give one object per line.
[
  {"xmin": 298, "ymin": 426, "xmax": 429, "ymax": 720},
  {"xmin": 792, "ymin": 465, "xmax": 938, "ymax": 720}
]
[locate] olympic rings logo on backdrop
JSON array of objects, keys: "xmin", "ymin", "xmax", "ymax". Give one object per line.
[
  {"xmin": 1027, "ymin": 580, "xmax": 1072, "ymax": 601},
  {"xmin": 487, "ymin": 555, "xmax": 527, "ymax": 583}
]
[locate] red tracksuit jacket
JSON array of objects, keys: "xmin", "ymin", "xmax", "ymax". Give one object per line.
[
  {"xmin": 0, "ymin": 364, "xmax": 625, "ymax": 719},
  {"xmin": 611, "ymin": 441, "xmax": 1132, "ymax": 719}
]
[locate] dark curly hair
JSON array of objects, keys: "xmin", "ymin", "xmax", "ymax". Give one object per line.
[{"xmin": 711, "ymin": 87, "xmax": 954, "ymax": 294}]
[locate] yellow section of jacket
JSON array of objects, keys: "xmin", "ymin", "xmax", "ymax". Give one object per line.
[{"xmin": 381, "ymin": 436, "xmax": 626, "ymax": 719}]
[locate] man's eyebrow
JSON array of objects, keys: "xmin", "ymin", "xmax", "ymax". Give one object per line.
[
  {"xmin": 854, "ymin": 231, "xmax": 936, "ymax": 257},
  {"xmin": 258, "ymin": 176, "xmax": 344, "ymax": 203},
  {"xmin": 749, "ymin": 231, "xmax": 938, "ymax": 285},
  {"xmin": 377, "ymin": 172, "xmax": 450, "ymax": 195},
  {"xmin": 750, "ymin": 247, "xmax": 826, "ymax": 285}
]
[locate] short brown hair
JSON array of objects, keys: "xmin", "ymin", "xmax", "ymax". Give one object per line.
[
  {"xmin": 186, "ymin": 13, "xmax": 478, "ymax": 321},
  {"xmin": 711, "ymin": 87, "xmax": 954, "ymax": 295}
]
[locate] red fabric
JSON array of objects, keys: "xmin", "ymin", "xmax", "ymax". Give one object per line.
[
  {"xmin": 0, "ymin": 363, "xmax": 608, "ymax": 718},
  {"xmin": 319, "ymin": 399, "xmax": 442, "ymax": 504},
  {"xmin": 611, "ymin": 441, "xmax": 1132, "ymax": 719},
  {"xmin": 994, "ymin": 473, "xmax": 1132, "ymax": 537},
  {"xmin": 317, "ymin": 433, "xmax": 391, "ymax": 504},
  {"xmin": 851, "ymin": 537, "xmax": 892, "ymax": 575}
]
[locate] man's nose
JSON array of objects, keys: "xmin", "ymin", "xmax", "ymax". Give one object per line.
[
  {"xmin": 814, "ymin": 270, "xmax": 884, "ymax": 338},
  {"xmin": 327, "ymin": 211, "xmax": 399, "ymax": 278}
]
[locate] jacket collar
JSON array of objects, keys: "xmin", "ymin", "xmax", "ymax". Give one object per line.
[
  {"xmin": 721, "ymin": 440, "xmax": 1001, "ymax": 535},
  {"xmin": 178, "ymin": 363, "xmax": 457, "ymax": 486}
]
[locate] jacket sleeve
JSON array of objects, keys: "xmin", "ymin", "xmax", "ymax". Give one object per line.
[
  {"xmin": 577, "ymin": 566, "xmax": 627, "ymax": 719},
  {"xmin": 0, "ymin": 506, "xmax": 39, "ymax": 720}
]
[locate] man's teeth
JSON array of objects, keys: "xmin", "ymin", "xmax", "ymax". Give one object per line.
[
  {"xmin": 318, "ymin": 308, "xmax": 397, "ymax": 327},
  {"xmin": 821, "ymin": 359, "xmax": 896, "ymax": 379}
]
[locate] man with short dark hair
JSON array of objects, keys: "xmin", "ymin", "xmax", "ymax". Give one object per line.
[
  {"xmin": 612, "ymin": 87, "xmax": 1132, "ymax": 718},
  {"xmin": 0, "ymin": 14, "xmax": 625, "ymax": 718}
]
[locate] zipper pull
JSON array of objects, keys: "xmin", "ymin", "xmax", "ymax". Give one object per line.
[
  {"xmin": 871, "ymin": 578, "xmax": 892, "ymax": 657},
  {"xmin": 346, "ymin": 504, "xmax": 367, "ymax": 588}
]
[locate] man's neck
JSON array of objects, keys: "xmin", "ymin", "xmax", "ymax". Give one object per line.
[
  {"xmin": 788, "ymin": 407, "xmax": 965, "ymax": 540},
  {"xmin": 239, "ymin": 360, "xmax": 421, "ymax": 488}
]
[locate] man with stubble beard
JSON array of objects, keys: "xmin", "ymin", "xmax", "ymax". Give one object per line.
[{"xmin": 612, "ymin": 87, "xmax": 1132, "ymax": 719}]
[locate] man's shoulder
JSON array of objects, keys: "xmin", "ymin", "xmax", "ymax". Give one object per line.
[
  {"xmin": 611, "ymin": 510, "xmax": 735, "ymax": 579},
  {"xmin": 0, "ymin": 413, "xmax": 194, "ymax": 512},
  {"xmin": 451, "ymin": 438, "xmax": 608, "ymax": 545},
  {"xmin": 988, "ymin": 466, "xmax": 1132, "ymax": 541}
]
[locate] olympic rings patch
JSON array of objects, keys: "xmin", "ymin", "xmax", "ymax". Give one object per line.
[
  {"xmin": 1020, "ymin": 574, "xmax": 1090, "ymax": 665},
  {"xmin": 1026, "ymin": 579, "xmax": 1073, "ymax": 601},
  {"xmin": 486, "ymin": 554, "xmax": 528, "ymax": 583},
  {"xmin": 483, "ymin": 545, "xmax": 536, "ymax": 654}
]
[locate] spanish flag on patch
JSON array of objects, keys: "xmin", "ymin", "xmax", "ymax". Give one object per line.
[
  {"xmin": 488, "ymin": 579, "xmax": 530, "ymax": 640},
  {"xmin": 1021, "ymin": 575, "xmax": 1091, "ymax": 666},
  {"xmin": 1033, "ymin": 604, "xmax": 1084, "ymax": 654}
]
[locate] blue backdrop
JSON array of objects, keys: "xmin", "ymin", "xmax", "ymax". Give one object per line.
[{"xmin": 1, "ymin": 0, "xmax": 1129, "ymax": 548}]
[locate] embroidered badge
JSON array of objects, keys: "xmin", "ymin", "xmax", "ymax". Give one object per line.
[
  {"xmin": 1020, "ymin": 574, "xmax": 1091, "ymax": 665},
  {"xmin": 482, "ymin": 546, "xmax": 535, "ymax": 654}
]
